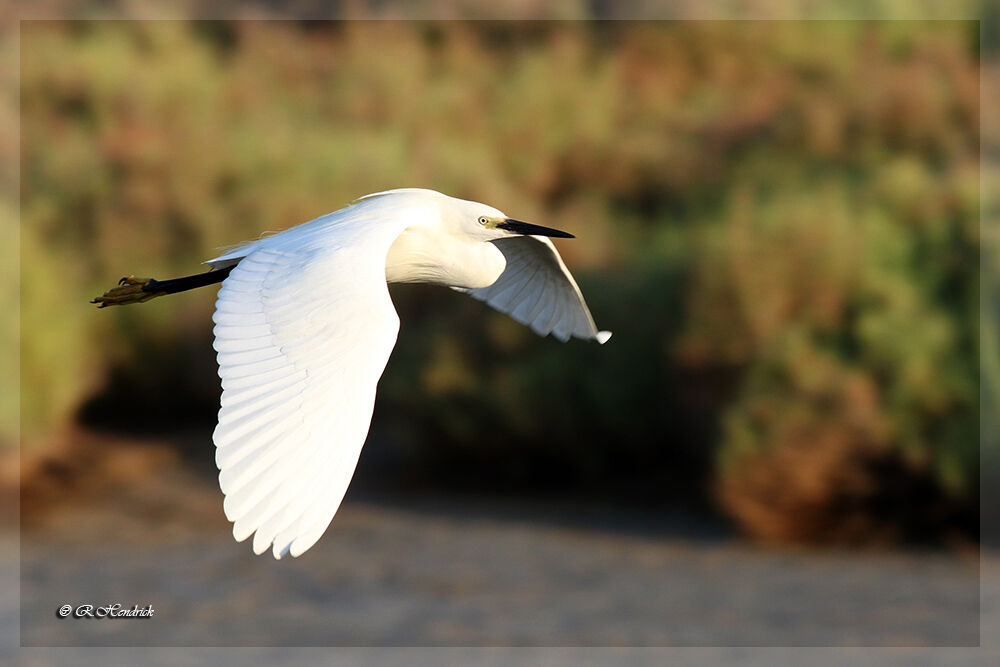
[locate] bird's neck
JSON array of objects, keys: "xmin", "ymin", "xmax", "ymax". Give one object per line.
[{"xmin": 385, "ymin": 226, "xmax": 506, "ymax": 289}]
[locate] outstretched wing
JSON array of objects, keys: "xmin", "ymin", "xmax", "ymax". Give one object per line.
[
  {"xmin": 462, "ymin": 236, "xmax": 611, "ymax": 344},
  {"xmin": 210, "ymin": 203, "xmax": 411, "ymax": 559}
]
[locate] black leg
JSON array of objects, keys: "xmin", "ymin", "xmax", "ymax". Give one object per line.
[{"xmin": 92, "ymin": 265, "xmax": 237, "ymax": 307}]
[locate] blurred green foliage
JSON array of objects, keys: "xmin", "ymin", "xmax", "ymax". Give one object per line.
[{"xmin": 18, "ymin": 20, "xmax": 982, "ymax": 538}]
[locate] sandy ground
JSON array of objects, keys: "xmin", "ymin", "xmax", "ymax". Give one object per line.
[
  {"xmin": 14, "ymin": 475, "xmax": 983, "ymax": 645},
  {"xmin": 6, "ymin": 437, "xmax": 997, "ymax": 664},
  {"xmin": 19, "ymin": 511, "xmax": 985, "ymax": 644}
]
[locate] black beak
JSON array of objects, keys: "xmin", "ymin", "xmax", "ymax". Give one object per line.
[{"xmin": 496, "ymin": 218, "xmax": 574, "ymax": 239}]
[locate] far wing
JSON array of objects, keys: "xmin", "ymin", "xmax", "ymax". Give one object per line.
[
  {"xmin": 211, "ymin": 214, "xmax": 406, "ymax": 559},
  {"xmin": 462, "ymin": 236, "xmax": 611, "ymax": 344}
]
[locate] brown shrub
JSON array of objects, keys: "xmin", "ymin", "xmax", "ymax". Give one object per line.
[{"xmin": 715, "ymin": 349, "xmax": 972, "ymax": 546}]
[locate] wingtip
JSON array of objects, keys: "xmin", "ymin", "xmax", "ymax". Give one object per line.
[{"xmin": 596, "ymin": 330, "xmax": 612, "ymax": 344}]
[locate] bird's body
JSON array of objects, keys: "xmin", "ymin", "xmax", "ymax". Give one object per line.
[
  {"xmin": 94, "ymin": 188, "xmax": 610, "ymax": 558},
  {"xmin": 382, "ymin": 191, "xmax": 508, "ymax": 288},
  {"xmin": 384, "ymin": 220, "xmax": 507, "ymax": 288}
]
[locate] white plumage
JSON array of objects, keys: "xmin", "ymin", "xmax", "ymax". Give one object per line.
[
  {"xmin": 460, "ymin": 236, "xmax": 612, "ymax": 344},
  {"xmin": 205, "ymin": 188, "xmax": 610, "ymax": 558}
]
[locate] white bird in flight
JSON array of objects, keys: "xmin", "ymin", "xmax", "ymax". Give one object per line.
[{"xmin": 93, "ymin": 188, "xmax": 611, "ymax": 558}]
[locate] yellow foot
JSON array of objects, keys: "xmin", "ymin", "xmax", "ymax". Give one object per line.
[{"xmin": 91, "ymin": 275, "xmax": 163, "ymax": 308}]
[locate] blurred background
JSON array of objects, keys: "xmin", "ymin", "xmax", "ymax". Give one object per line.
[{"xmin": 11, "ymin": 17, "xmax": 991, "ymax": 647}]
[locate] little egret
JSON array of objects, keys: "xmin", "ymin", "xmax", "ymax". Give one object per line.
[{"xmin": 93, "ymin": 188, "xmax": 611, "ymax": 558}]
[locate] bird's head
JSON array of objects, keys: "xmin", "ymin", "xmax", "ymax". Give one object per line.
[
  {"xmin": 446, "ymin": 196, "xmax": 574, "ymax": 242},
  {"xmin": 475, "ymin": 212, "xmax": 574, "ymax": 241}
]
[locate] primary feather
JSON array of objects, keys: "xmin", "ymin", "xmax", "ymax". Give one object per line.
[{"xmin": 461, "ymin": 235, "xmax": 611, "ymax": 343}]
